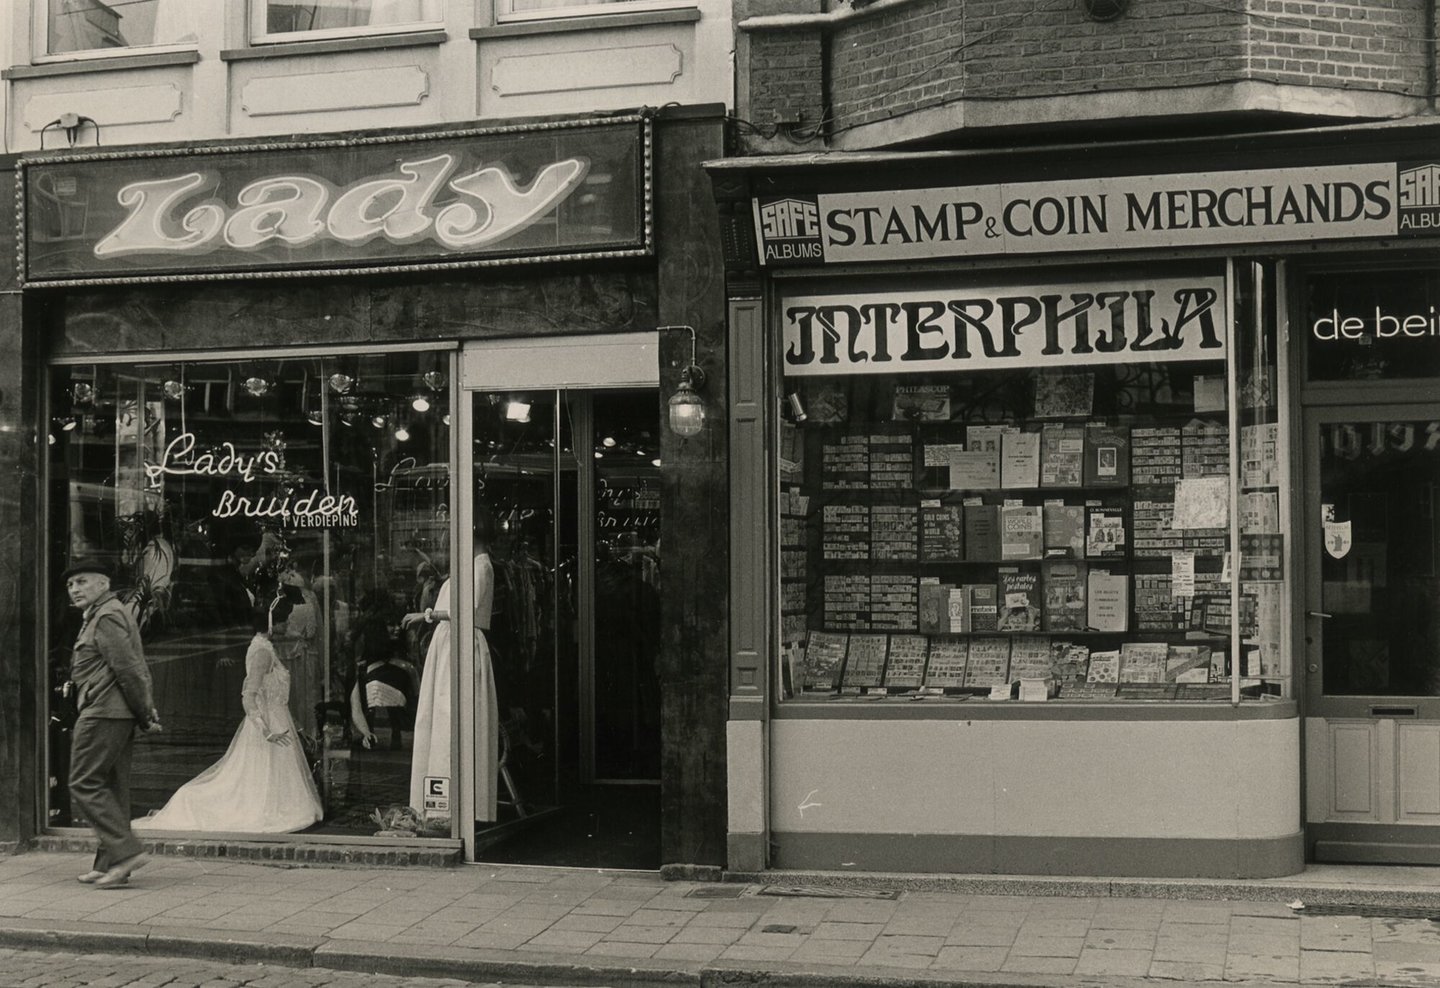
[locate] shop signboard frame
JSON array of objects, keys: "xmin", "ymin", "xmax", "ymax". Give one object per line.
[
  {"xmin": 752, "ymin": 161, "xmax": 1440, "ymax": 267},
  {"xmin": 18, "ymin": 115, "xmax": 653, "ymax": 287}
]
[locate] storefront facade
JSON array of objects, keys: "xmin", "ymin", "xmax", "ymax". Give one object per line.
[
  {"xmin": 712, "ymin": 121, "xmax": 1440, "ymax": 878},
  {"xmin": 4, "ymin": 106, "xmax": 729, "ymax": 869}
]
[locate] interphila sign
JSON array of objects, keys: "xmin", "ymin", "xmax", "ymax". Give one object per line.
[
  {"xmin": 21, "ymin": 118, "xmax": 648, "ymax": 283},
  {"xmin": 755, "ymin": 161, "xmax": 1440, "ymax": 266},
  {"xmin": 781, "ymin": 275, "xmax": 1226, "ymax": 376}
]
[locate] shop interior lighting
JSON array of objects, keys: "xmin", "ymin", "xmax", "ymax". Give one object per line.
[
  {"xmin": 786, "ymin": 392, "xmax": 808, "ymax": 423},
  {"xmin": 651, "ymin": 458, "xmax": 661, "ymax": 467},
  {"xmin": 328, "ymin": 372, "xmax": 355, "ymax": 394},
  {"xmin": 504, "ymin": 400, "xmax": 532, "ymax": 423},
  {"xmin": 306, "ymin": 409, "xmax": 324, "ymax": 427},
  {"xmin": 57, "ymin": 416, "xmax": 78, "ymax": 431},
  {"xmin": 602, "ymin": 436, "xmax": 617, "ymax": 448},
  {"xmin": 243, "ymin": 376, "xmax": 271, "ymax": 397},
  {"xmin": 411, "ymin": 395, "xmax": 431, "ymax": 413},
  {"xmin": 162, "ymin": 380, "xmax": 185, "ymax": 401},
  {"xmin": 72, "ymin": 382, "xmax": 95, "ymax": 405},
  {"xmin": 422, "ymin": 370, "xmax": 446, "ymax": 391},
  {"xmin": 394, "ymin": 424, "xmax": 411, "ymax": 442},
  {"xmin": 371, "ymin": 414, "xmax": 387, "ymax": 429},
  {"xmin": 663, "ymin": 325, "xmax": 707, "ymax": 438},
  {"xmin": 442, "ymin": 413, "xmax": 451, "ymax": 426},
  {"xmin": 594, "ymin": 451, "xmax": 604, "ymax": 459}
]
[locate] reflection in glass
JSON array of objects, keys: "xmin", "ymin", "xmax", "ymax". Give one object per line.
[
  {"xmin": 1319, "ymin": 420, "xmax": 1440, "ymax": 697},
  {"xmin": 265, "ymin": 0, "xmax": 442, "ymax": 34},
  {"xmin": 47, "ymin": 353, "xmax": 451, "ymax": 838},
  {"xmin": 48, "ymin": 0, "xmax": 198, "ymax": 54}
]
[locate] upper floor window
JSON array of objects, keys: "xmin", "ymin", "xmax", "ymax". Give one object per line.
[
  {"xmin": 254, "ymin": 0, "xmax": 444, "ymax": 43},
  {"xmin": 497, "ymin": 0, "xmax": 689, "ymax": 22},
  {"xmin": 45, "ymin": 0, "xmax": 198, "ymax": 56}
]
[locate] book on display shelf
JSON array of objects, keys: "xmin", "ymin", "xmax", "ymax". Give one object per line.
[
  {"xmin": 1000, "ymin": 431, "xmax": 1041, "ymax": 489},
  {"xmin": 966, "ymin": 583, "xmax": 999, "ymax": 632},
  {"xmin": 1041, "ymin": 559, "xmax": 1088, "ymax": 632},
  {"xmin": 996, "ymin": 568, "xmax": 1042, "ymax": 632},
  {"xmin": 802, "ymin": 631, "xmax": 848, "ymax": 691},
  {"xmin": 1119, "ymin": 642, "xmax": 1168, "ymax": 684},
  {"xmin": 923, "ymin": 636, "xmax": 969, "ymax": 688},
  {"xmin": 964, "ymin": 505, "xmax": 1002, "ymax": 561},
  {"xmin": 1083, "ymin": 424, "xmax": 1131, "ymax": 487},
  {"xmin": 1039, "ymin": 426, "xmax": 1085, "ymax": 487},
  {"xmin": 1043, "ymin": 503, "xmax": 1086, "ymax": 557},
  {"xmin": 963, "ymin": 637, "xmax": 1012, "ymax": 688},
  {"xmin": 842, "ymin": 633, "xmax": 888, "ymax": 689},
  {"xmin": 883, "ymin": 634, "xmax": 929, "ymax": 689},
  {"xmin": 1000, "ymin": 504, "xmax": 1044, "ymax": 560}
]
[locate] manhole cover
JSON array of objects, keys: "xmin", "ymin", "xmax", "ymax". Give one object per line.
[
  {"xmin": 758, "ymin": 885, "xmax": 902, "ymax": 900},
  {"xmin": 684, "ymin": 885, "xmax": 750, "ymax": 899},
  {"xmin": 1299, "ymin": 904, "xmax": 1440, "ymax": 920}
]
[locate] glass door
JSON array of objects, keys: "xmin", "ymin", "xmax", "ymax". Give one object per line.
[
  {"xmin": 462, "ymin": 386, "xmax": 660, "ymax": 868},
  {"xmin": 1304, "ymin": 404, "xmax": 1440, "ymax": 861},
  {"xmin": 1305, "ymin": 407, "xmax": 1440, "ymax": 716}
]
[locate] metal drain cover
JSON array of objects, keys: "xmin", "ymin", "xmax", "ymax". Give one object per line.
[
  {"xmin": 684, "ymin": 885, "xmax": 750, "ymax": 898},
  {"xmin": 1298, "ymin": 903, "xmax": 1440, "ymax": 920},
  {"xmin": 758, "ymin": 885, "xmax": 902, "ymax": 900}
]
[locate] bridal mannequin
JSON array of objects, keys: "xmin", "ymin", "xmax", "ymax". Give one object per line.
[{"xmin": 402, "ymin": 531, "xmax": 498, "ymax": 822}]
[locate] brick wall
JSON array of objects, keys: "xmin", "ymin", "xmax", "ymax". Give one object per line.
[
  {"xmin": 742, "ymin": 0, "xmax": 1434, "ymax": 147},
  {"xmin": 1246, "ymin": 0, "xmax": 1429, "ymax": 95}
]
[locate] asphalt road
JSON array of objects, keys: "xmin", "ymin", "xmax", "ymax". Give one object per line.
[{"xmin": 0, "ymin": 948, "xmax": 578, "ymax": 988}]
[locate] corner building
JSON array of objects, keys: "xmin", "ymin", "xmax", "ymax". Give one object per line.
[
  {"xmin": 0, "ymin": 0, "xmax": 733, "ymax": 871},
  {"xmin": 711, "ymin": 0, "xmax": 1440, "ymax": 878}
]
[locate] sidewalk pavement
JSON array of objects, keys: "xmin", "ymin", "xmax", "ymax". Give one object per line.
[{"xmin": 4, "ymin": 852, "xmax": 1440, "ymax": 987}]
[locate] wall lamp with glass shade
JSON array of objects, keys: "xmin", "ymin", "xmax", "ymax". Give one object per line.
[{"xmin": 663, "ymin": 325, "xmax": 707, "ymax": 438}]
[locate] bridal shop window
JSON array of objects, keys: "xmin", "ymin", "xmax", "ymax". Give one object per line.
[
  {"xmin": 255, "ymin": 0, "xmax": 444, "ymax": 42},
  {"xmin": 43, "ymin": 0, "xmax": 199, "ymax": 56},
  {"xmin": 45, "ymin": 351, "xmax": 455, "ymax": 839}
]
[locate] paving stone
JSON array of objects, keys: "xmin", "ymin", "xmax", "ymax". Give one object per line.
[
  {"xmin": 1147, "ymin": 958, "xmax": 1226, "ymax": 980},
  {"xmin": 716, "ymin": 944, "xmax": 797, "ymax": 962},
  {"xmin": 788, "ymin": 939, "xmax": 869, "ymax": 965},
  {"xmin": 944, "ymin": 924, "xmax": 1019, "ymax": 947},
  {"xmin": 1073, "ymin": 946, "xmax": 1152, "ymax": 976},
  {"xmin": 1083, "ymin": 927, "xmax": 1156, "ymax": 951},
  {"xmin": 597, "ymin": 924, "xmax": 676, "ymax": 945},
  {"xmin": 931, "ymin": 945, "xmax": 1008, "ymax": 972},
  {"xmin": 810, "ymin": 921, "xmax": 885, "ymax": 942},
  {"xmin": 651, "ymin": 942, "xmax": 724, "ymax": 963},
  {"xmin": 583, "ymin": 940, "xmax": 660, "ymax": 959},
  {"xmin": 855, "ymin": 947, "xmax": 931, "ymax": 969},
  {"xmin": 1299, "ymin": 948, "xmax": 1374, "ymax": 983},
  {"xmin": 1000, "ymin": 955, "xmax": 1078, "ymax": 975},
  {"xmin": 1225, "ymin": 950, "xmax": 1301, "ymax": 982},
  {"xmin": 669, "ymin": 925, "xmax": 744, "ymax": 946},
  {"xmin": 1008, "ymin": 935, "xmax": 1085, "ymax": 958}
]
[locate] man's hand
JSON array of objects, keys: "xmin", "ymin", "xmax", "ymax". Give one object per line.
[{"xmin": 141, "ymin": 715, "xmax": 163, "ymax": 734}]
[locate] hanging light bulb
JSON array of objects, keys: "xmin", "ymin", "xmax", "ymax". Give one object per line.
[
  {"xmin": 58, "ymin": 416, "xmax": 78, "ymax": 432},
  {"xmin": 243, "ymin": 376, "xmax": 271, "ymax": 397},
  {"xmin": 594, "ymin": 451, "xmax": 604, "ymax": 459},
  {"xmin": 72, "ymin": 382, "xmax": 95, "ymax": 405},
  {"xmin": 371, "ymin": 414, "xmax": 387, "ymax": 429},
  {"xmin": 422, "ymin": 370, "xmax": 446, "ymax": 391},
  {"xmin": 442, "ymin": 413, "xmax": 451, "ymax": 426},
  {"xmin": 651, "ymin": 458, "xmax": 662, "ymax": 467},
  {"xmin": 328, "ymin": 372, "xmax": 354, "ymax": 394},
  {"xmin": 306, "ymin": 409, "xmax": 324, "ymax": 427},
  {"xmin": 394, "ymin": 425, "xmax": 410, "ymax": 442},
  {"xmin": 602, "ymin": 436, "xmax": 616, "ymax": 448},
  {"xmin": 162, "ymin": 380, "xmax": 185, "ymax": 400},
  {"xmin": 504, "ymin": 400, "xmax": 531, "ymax": 423},
  {"xmin": 411, "ymin": 395, "xmax": 431, "ymax": 413}
]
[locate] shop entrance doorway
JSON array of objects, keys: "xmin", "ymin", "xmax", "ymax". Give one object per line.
[
  {"xmin": 1303, "ymin": 404, "xmax": 1440, "ymax": 863},
  {"xmin": 455, "ymin": 336, "xmax": 661, "ymax": 868}
]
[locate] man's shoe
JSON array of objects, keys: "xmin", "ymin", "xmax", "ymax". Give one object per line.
[
  {"xmin": 94, "ymin": 852, "xmax": 148, "ymax": 889},
  {"xmin": 77, "ymin": 870, "xmax": 106, "ymax": 884}
]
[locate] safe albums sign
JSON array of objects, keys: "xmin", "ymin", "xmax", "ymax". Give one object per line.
[
  {"xmin": 782, "ymin": 275, "xmax": 1226, "ymax": 376},
  {"xmin": 755, "ymin": 162, "xmax": 1440, "ymax": 266}
]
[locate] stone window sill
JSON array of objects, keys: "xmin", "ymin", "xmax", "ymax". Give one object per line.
[
  {"xmin": 470, "ymin": 8, "xmax": 699, "ymax": 40},
  {"xmin": 3, "ymin": 50, "xmax": 200, "ymax": 81},
  {"xmin": 221, "ymin": 30, "xmax": 448, "ymax": 62}
]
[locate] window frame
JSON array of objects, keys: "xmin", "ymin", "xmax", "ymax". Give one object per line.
[
  {"xmin": 250, "ymin": 0, "xmax": 446, "ymax": 46},
  {"xmin": 494, "ymin": 0, "xmax": 695, "ymax": 24},
  {"xmin": 34, "ymin": 0, "xmax": 200, "ymax": 64}
]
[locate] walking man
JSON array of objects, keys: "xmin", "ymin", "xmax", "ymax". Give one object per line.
[{"xmin": 64, "ymin": 560, "xmax": 162, "ymax": 889}]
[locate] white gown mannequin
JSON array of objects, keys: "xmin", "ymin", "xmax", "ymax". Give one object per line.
[
  {"xmin": 409, "ymin": 550, "xmax": 498, "ymax": 822},
  {"xmin": 137, "ymin": 629, "xmax": 322, "ymax": 833}
]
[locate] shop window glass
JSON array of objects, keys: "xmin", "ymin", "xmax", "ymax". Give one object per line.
[
  {"xmin": 257, "ymin": 0, "xmax": 442, "ymax": 41},
  {"xmin": 776, "ymin": 268, "xmax": 1284, "ymax": 704},
  {"xmin": 45, "ymin": 0, "xmax": 198, "ymax": 56},
  {"xmin": 46, "ymin": 353, "xmax": 453, "ymax": 838},
  {"xmin": 1302, "ymin": 266, "xmax": 1440, "ymax": 383}
]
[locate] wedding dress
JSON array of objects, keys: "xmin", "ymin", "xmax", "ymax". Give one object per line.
[
  {"xmin": 136, "ymin": 634, "xmax": 322, "ymax": 833},
  {"xmin": 410, "ymin": 552, "xmax": 498, "ymax": 821}
]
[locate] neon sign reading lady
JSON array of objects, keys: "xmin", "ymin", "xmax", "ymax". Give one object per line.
[{"xmin": 94, "ymin": 153, "xmax": 591, "ymax": 257}]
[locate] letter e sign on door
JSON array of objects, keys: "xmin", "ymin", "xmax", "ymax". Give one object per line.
[{"xmin": 423, "ymin": 776, "xmax": 450, "ymax": 814}]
